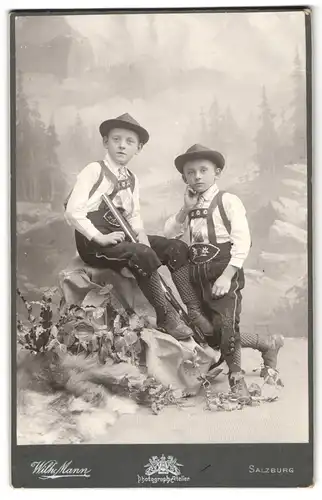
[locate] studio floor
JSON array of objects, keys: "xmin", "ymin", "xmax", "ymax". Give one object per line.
[{"xmin": 17, "ymin": 338, "xmax": 309, "ymax": 445}]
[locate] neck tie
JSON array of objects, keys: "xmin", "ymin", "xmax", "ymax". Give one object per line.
[
  {"xmin": 196, "ymin": 194, "xmax": 204, "ymax": 208},
  {"xmin": 115, "ymin": 167, "xmax": 132, "ymax": 215},
  {"xmin": 118, "ymin": 166, "xmax": 128, "ymax": 180},
  {"xmin": 192, "ymin": 194, "xmax": 206, "ymax": 243}
]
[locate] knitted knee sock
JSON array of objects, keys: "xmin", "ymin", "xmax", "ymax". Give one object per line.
[
  {"xmin": 232, "ymin": 341, "xmax": 242, "ymax": 367},
  {"xmin": 135, "ymin": 270, "xmax": 174, "ymax": 325},
  {"xmin": 135, "ymin": 270, "xmax": 167, "ymax": 323},
  {"xmin": 172, "ymin": 264, "xmax": 213, "ymax": 334},
  {"xmin": 241, "ymin": 332, "xmax": 269, "ymax": 352},
  {"xmin": 171, "ymin": 264, "xmax": 200, "ymax": 311}
]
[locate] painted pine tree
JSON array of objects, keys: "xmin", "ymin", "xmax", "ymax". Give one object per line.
[
  {"xmin": 255, "ymin": 86, "xmax": 280, "ymax": 182},
  {"xmin": 290, "ymin": 49, "xmax": 307, "ymax": 163},
  {"xmin": 16, "ymin": 70, "xmax": 33, "ymax": 201}
]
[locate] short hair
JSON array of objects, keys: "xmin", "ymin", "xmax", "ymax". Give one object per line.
[{"xmin": 103, "ymin": 127, "xmax": 142, "ymax": 145}]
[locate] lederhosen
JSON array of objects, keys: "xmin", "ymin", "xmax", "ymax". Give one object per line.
[
  {"xmin": 73, "ymin": 161, "xmax": 189, "ymax": 277},
  {"xmin": 188, "ymin": 191, "xmax": 245, "ymax": 352}
]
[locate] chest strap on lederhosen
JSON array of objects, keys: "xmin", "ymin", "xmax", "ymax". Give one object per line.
[
  {"xmin": 188, "ymin": 191, "xmax": 231, "ymax": 264},
  {"xmin": 64, "ymin": 160, "xmax": 136, "ymax": 209},
  {"xmin": 97, "ymin": 160, "xmax": 136, "ymax": 200}
]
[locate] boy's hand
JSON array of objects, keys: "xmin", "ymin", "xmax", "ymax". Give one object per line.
[
  {"xmin": 175, "ymin": 188, "xmax": 199, "ymax": 224},
  {"xmin": 212, "ymin": 275, "xmax": 231, "ymax": 298},
  {"xmin": 184, "ymin": 187, "xmax": 199, "ymax": 210},
  {"xmin": 94, "ymin": 232, "xmax": 125, "ymax": 247},
  {"xmin": 212, "ymin": 265, "xmax": 238, "ymax": 298},
  {"xmin": 137, "ymin": 231, "xmax": 151, "ymax": 247}
]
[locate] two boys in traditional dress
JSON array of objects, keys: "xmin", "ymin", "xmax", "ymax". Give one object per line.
[{"xmin": 65, "ymin": 113, "xmax": 284, "ymax": 397}]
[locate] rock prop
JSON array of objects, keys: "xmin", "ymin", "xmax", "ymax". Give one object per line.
[
  {"xmin": 17, "ymin": 260, "xmax": 284, "ymax": 431},
  {"xmin": 58, "ymin": 255, "xmax": 154, "ymax": 317},
  {"xmin": 16, "ymin": 282, "xmax": 219, "ymax": 417}
]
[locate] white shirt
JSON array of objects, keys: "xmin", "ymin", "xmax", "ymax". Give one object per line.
[
  {"xmin": 164, "ymin": 183, "xmax": 251, "ymax": 269},
  {"xmin": 65, "ymin": 151, "xmax": 144, "ymax": 241}
]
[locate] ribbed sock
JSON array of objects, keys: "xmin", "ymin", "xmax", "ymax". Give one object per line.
[
  {"xmin": 171, "ymin": 264, "xmax": 200, "ymax": 307},
  {"xmin": 241, "ymin": 332, "xmax": 271, "ymax": 352},
  {"xmin": 135, "ymin": 270, "xmax": 168, "ymax": 323}
]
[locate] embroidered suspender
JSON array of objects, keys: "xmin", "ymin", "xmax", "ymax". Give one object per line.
[
  {"xmin": 206, "ymin": 193, "xmax": 220, "ymax": 244},
  {"xmin": 188, "ymin": 191, "xmax": 232, "ymax": 265},
  {"xmin": 96, "ymin": 161, "xmax": 118, "ymax": 199},
  {"xmin": 206, "ymin": 191, "xmax": 231, "ymax": 243},
  {"xmin": 189, "ymin": 208, "xmax": 209, "ymax": 219},
  {"xmin": 97, "ymin": 161, "xmax": 135, "ymax": 200},
  {"xmin": 64, "ymin": 161, "xmax": 136, "ymax": 209},
  {"xmin": 217, "ymin": 191, "xmax": 231, "ymax": 234},
  {"xmin": 188, "ymin": 190, "xmax": 231, "ymax": 245}
]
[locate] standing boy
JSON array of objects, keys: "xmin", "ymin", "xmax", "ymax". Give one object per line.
[
  {"xmin": 65, "ymin": 114, "xmax": 214, "ymax": 341},
  {"xmin": 164, "ymin": 144, "xmax": 284, "ymax": 396}
]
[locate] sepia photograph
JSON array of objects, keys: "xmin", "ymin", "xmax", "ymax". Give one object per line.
[{"xmin": 12, "ymin": 6, "xmax": 312, "ymax": 487}]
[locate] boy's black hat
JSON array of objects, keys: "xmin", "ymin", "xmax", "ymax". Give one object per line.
[
  {"xmin": 99, "ymin": 113, "xmax": 149, "ymax": 145},
  {"xmin": 175, "ymin": 144, "xmax": 225, "ymax": 173}
]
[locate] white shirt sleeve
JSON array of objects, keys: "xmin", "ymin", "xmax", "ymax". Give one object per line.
[
  {"xmin": 164, "ymin": 212, "xmax": 188, "ymax": 239},
  {"xmin": 65, "ymin": 162, "xmax": 102, "ymax": 241},
  {"xmin": 222, "ymin": 193, "xmax": 251, "ymax": 268},
  {"xmin": 126, "ymin": 173, "xmax": 145, "ymax": 235}
]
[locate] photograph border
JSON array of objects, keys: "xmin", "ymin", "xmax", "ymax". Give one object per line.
[{"xmin": 10, "ymin": 5, "xmax": 313, "ymax": 488}]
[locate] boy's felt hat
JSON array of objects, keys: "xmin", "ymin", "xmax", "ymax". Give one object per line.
[
  {"xmin": 99, "ymin": 113, "xmax": 149, "ymax": 145},
  {"xmin": 175, "ymin": 144, "xmax": 225, "ymax": 173}
]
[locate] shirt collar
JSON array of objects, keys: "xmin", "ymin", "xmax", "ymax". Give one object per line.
[
  {"xmin": 199, "ymin": 183, "xmax": 219, "ymax": 202},
  {"xmin": 104, "ymin": 151, "xmax": 128, "ymax": 177}
]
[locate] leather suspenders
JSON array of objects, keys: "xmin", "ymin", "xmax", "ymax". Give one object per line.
[
  {"xmin": 96, "ymin": 160, "xmax": 135, "ymax": 200},
  {"xmin": 206, "ymin": 191, "xmax": 231, "ymax": 243}
]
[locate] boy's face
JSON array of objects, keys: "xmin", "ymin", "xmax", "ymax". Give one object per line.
[
  {"xmin": 103, "ymin": 127, "xmax": 142, "ymax": 165},
  {"xmin": 182, "ymin": 159, "xmax": 221, "ymax": 193}
]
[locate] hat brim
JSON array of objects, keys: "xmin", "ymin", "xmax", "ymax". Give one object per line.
[
  {"xmin": 99, "ymin": 119, "xmax": 149, "ymax": 145},
  {"xmin": 175, "ymin": 150, "xmax": 225, "ymax": 173}
]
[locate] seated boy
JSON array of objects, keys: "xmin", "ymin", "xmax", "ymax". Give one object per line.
[
  {"xmin": 65, "ymin": 114, "xmax": 213, "ymax": 340},
  {"xmin": 164, "ymin": 144, "xmax": 284, "ymax": 396}
]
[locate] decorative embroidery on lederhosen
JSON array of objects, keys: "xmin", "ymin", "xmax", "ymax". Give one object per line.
[
  {"xmin": 189, "ymin": 191, "xmax": 232, "ymax": 291},
  {"xmin": 188, "ymin": 205, "xmax": 221, "ymax": 264},
  {"xmin": 188, "ymin": 193, "xmax": 222, "ymax": 264}
]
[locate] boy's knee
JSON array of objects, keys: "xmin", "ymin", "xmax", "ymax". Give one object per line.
[
  {"xmin": 165, "ymin": 239, "xmax": 189, "ymax": 271},
  {"xmin": 128, "ymin": 244, "xmax": 161, "ymax": 276}
]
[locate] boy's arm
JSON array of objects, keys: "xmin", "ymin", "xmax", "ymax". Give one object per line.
[
  {"xmin": 164, "ymin": 187, "xmax": 198, "ymax": 239},
  {"xmin": 225, "ymin": 194, "xmax": 251, "ymax": 269},
  {"xmin": 65, "ymin": 162, "xmax": 103, "ymax": 242},
  {"xmin": 137, "ymin": 231, "xmax": 151, "ymax": 247},
  {"xmin": 212, "ymin": 193, "xmax": 251, "ymax": 297},
  {"xmin": 164, "ymin": 210, "xmax": 188, "ymax": 239}
]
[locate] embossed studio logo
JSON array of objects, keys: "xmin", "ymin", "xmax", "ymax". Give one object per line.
[
  {"xmin": 31, "ymin": 460, "xmax": 91, "ymax": 480},
  {"xmin": 137, "ymin": 455, "xmax": 190, "ymax": 484}
]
